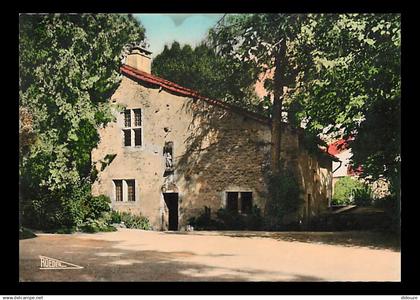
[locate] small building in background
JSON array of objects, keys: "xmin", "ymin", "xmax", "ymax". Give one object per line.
[{"xmin": 328, "ymin": 138, "xmax": 390, "ymax": 200}]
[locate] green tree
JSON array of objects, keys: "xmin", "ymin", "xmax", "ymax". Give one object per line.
[
  {"xmin": 290, "ymin": 14, "xmax": 401, "ymax": 199},
  {"xmin": 19, "ymin": 14, "xmax": 145, "ymax": 229},
  {"xmin": 209, "ymin": 14, "xmax": 400, "ymax": 224},
  {"xmin": 210, "ymin": 14, "xmax": 309, "ymax": 174},
  {"xmin": 152, "ymin": 41, "xmax": 261, "ymax": 113}
]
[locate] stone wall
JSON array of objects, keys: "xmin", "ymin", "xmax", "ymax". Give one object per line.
[{"xmin": 92, "ymin": 75, "xmax": 332, "ymax": 229}]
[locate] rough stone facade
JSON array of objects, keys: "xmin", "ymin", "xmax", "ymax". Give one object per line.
[{"xmin": 91, "ymin": 49, "xmax": 333, "ymax": 230}]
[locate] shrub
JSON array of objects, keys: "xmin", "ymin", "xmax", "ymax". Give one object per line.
[
  {"xmin": 119, "ymin": 211, "xmax": 151, "ymax": 230},
  {"xmin": 188, "ymin": 205, "xmax": 263, "ymax": 230},
  {"xmin": 21, "ymin": 182, "xmax": 90, "ymax": 230},
  {"xmin": 79, "ymin": 210, "xmax": 117, "ymax": 233},
  {"xmin": 84, "ymin": 195, "xmax": 111, "ymax": 219},
  {"xmin": 217, "ymin": 206, "xmax": 263, "ymax": 230},
  {"xmin": 353, "ymin": 185, "xmax": 373, "ymax": 206},
  {"xmin": 332, "ymin": 177, "xmax": 373, "ymax": 206},
  {"xmin": 245, "ymin": 205, "xmax": 264, "ymax": 229},
  {"xmin": 333, "ymin": 177, "xmax": 364, "ymax": 205},
  {"xmin": 80, "ymin": 217, "xmax": 116, "ymax": 233},
  {"xmin": 374, "ymin": 194, "xmax": 400, "ymax": 232},
  {"xmin": 188, "ymin": 206, "xmax": 220, "ymax": 230},
  {"xmin": 22, "ymin": 187, "xmax": 115, "ymax": 234},
  {"xmin": 265, "ymin": 168, "xmax": 303, "ymax": 230},
  {"xmin": 110, "ymin": 210, "xmax": 122, "ymax": 224}
]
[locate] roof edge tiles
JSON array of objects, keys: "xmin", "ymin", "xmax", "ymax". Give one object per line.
[
  {"xmin": 120, "ymin": 64, "xmax": 270, "ymax": 125},
  {"xmin": 120, "ymin": 64, "xmax": 338, "ymax": 162}
]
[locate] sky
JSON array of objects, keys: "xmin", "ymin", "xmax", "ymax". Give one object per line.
[{"xmin": 134, "ymin": 14, "xmax": 224, "ymax": 58}]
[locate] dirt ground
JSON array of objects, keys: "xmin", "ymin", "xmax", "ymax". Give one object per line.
[{"xmin": 19, "ymin": 229, "xmax": 400, "ymax": 282}]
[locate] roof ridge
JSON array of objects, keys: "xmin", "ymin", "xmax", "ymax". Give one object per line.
[{"xmin": 120, "ymin": 64, "xmax": 270, "ymax": 125}]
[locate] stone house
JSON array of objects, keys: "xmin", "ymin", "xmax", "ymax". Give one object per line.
[{"xmin": 91, "ymin": 46, "xmax": 335, "ymax": 230}]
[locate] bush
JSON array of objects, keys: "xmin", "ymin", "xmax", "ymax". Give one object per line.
[
  {"xmin": 332, "ymin": 177, "xmax": 373, "ymax": 206},
  {"xmin": 265, "ymin": 168, "xmax": 303, "ymax": 230},
  {"xmin": 353, "ymin": 185, "xmax": 373, "ymax": 206},
  {"xmin": 110, "ymin": 210, "xmax": 122, "ymax": 224},
  {"xmin": 84, "ymin": 195, "xmax": 111, "ymax": 219},
  {"xmin": 333, "ymin": 177, "xmax": 364, "ymax": 205},
  {"xmin": 188, "ymin": 206, "xmax": 263, "ymax": 230},
  {"xmin": 21, "ymin": 182, "xmax": 90, "ymax": 230},
  {"xmin": 80, "ymin": 217, "xmax": 116, "ymax": 233},
  {"xmin": 119, "ymin": 211, "xmax": 151, "ymax": 230},
  {"xmin": 374, "ymin": 194, "xmax": 400, "ymax": 232},
  {"xmin": 21, "ymin": 186, "xmax": 115, "ymax": 234},
  {"xmin": 188, "ymin": 206, "xmax": 220, "ymax": 230},
  {"xmin": 217, "ymin": 206, "xmax": 263, "ymax": 230}
]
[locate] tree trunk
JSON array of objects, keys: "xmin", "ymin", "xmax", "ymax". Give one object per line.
[{"xmin": 270, "ymin": 39, "xmax": 287, "ymax": 175}]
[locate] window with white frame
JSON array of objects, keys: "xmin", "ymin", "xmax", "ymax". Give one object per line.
[
  {"xmin": 225, "ymin": 191, "xmax": 253, "ymax": 214},
  {"xmin": 113, "ymin": 179, "xmax": 137, "ymax": 202},
  {"xmin": 122, "ymin": 108, "xmax": 142, "ymax": 147}
]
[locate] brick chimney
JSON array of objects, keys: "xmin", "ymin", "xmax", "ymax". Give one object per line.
[{"xmin": 125, "ymin": 45, "xmax": 152, "ymax": 74}]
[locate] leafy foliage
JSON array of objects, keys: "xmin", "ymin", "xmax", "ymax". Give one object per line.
[
  {"xmin": 188, "ymin": 206, "xmax": 263, "ymax": 230},
  {"xmin": 152, "ymin": 41, "xmax": 261, "ymax": 113},
  {"xmin": 187, "ymin": 206, "xmax": 220, "ymax": 230},
  {"xmin": 84, "ymin": 195, "xmax": 111, "ymax": 220},
  {"xmin": 210, "ymin": 14, "xmax": 400, "ymax": 215},
  {"xmin": 291, "ymin": 14, "xmax": 400, "ymax": 194},
  {"xmin": 216, "ymin": 206, "xmax": 263, "ymax": 230},
  {"xmin": 373, "ymin": 194, "xmax": 400, "ymax": 231},
  {"xmin": 110, "ymin": 210, "xmax": 122, "ymax": 224},
  {"xmin": 332, "ymin": 177, "xmax": 373, "ymax": 206},
  {"xmin": 353, "ymin": 186, "xmax": 374, "ymax": 207},
  {"xmin": 19, "ymin": 14, "xmax": 145, "ymax": 229},
  {"xmin": 114, "ymin": 211, "xmax": 151, "ymax": 230},
  {"xmin": 80, "ymin": 215, "xmax": 117, "ymax": 233},
  {"xmin": 209, "ymin": 14, "xmax": 310, "ymax": 174},
  {"xmin": 265, "ymin": 167, "xmax": 303, "ymax": 229},
  {"xmin": 21, "ymin": 179, "xmax": 91, "ymax": 230}
]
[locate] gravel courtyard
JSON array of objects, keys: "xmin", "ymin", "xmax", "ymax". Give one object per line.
[{"xmin": 19, "ymin": 229, "xmax": 400, "ymax": 282}]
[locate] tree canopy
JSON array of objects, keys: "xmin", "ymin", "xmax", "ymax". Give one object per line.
[
  {"xmin": 19, "ymin": 14, "xmax": 145, "ymax": 229},
  {"xmin": 209, "ymin": 14, "xmax": 309, "ymax": 174},
  {"xmin": 291, "ymin": 14, "xmax": 401, "ymax": 194},
  {"xmin": 209, "ymin": 14, "xmax": 400, "ymax": 197},
  {"xmin": 152, "ymin": 41, "xmax": 262, "ymax": 113},
  {"xmin": 151, "ymin": 14, "xmax": 400, "ymax": 206}
]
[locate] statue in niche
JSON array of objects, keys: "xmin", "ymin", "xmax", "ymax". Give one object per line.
[
  {"xmin": 165, "ymin": 152, "xmax": 173, "ymax": 169},
  {"xmin": 163, "ymin": 142, "xmax": 174, "ymax": 173}
]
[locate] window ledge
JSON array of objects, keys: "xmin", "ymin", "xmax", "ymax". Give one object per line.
[{"xmin": 123, "ymin": 146, "xmax": 144, "ymax": 150}]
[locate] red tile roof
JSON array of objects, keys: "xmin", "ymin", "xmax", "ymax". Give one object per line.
[
  {"xmin": 120, "ymin": 64, "xmax": 271, "ymax": 125},
  {"xmin": 120, "ymin": 64, "xmax": 339, "ymax": 162},
  {"xmin": 327, "ymin": 138, "xmax": 352, "ymax": 155},
  {"xmin": 320, "ymin": 147, "xmax": 340, "ymax": 161},
  {"xmin": 327, "ymin": 137, "xmax": 362, "ymax": 174}
]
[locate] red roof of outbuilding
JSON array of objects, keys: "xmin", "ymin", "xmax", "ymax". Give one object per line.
[
  {"xmin": 120, "ymin": 64, "xmax": 271, "ymax": 125},
  {"xmin": 327, "ymin": 137, "xmax": 363, "ymax": 174},
  {"xmin": 328, "ymin": 138, "xmax": 352, "ymax": 155}
]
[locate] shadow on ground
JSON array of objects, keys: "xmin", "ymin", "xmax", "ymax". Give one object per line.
[
  {"xmin": 19, "ymin": 234, "xmax": 323, "ymax": 282},
  {"xmin": 164, "ymin": 230, "xmax": 400, "ymax": 251}
]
